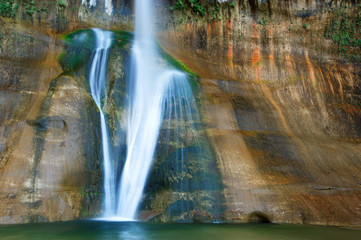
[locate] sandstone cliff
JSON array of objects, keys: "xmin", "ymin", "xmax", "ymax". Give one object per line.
[{"xmin": 0, "ymin": 0, "xmax": 360, "ymax": 226}]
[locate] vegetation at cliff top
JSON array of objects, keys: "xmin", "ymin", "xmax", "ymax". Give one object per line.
[
  {"xmin": 57, "ymin": 0, "xmax": 67, "ymax": 8},
  {"xmin": 325, "ymin": 4, "xmax": 361, "ymax": 62},
  {"xmin": 0, "ymin": 0, "xmax": 18, "ymax": 17},
  {"xmin": 171, "ymin": 0, "xmax": 205, "ymax": 16},
  {"xmin": 24, "ymin": 0, "xmax": 35, "ymax": 16},
  {"xmin": 170, "ymin": 0, "xmax": 235, "ymax": 21},
  {"xmin": 0, "ymin": 0, "xmax": 52, "ymax": 18}
]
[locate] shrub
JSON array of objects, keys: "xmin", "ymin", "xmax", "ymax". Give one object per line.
[
  {"xmin": 0, "ymin": 0, "xmax": 17, "ymax": 18},
  {"xmin": 57, "ymin": 0, "xmax": 67, "ymax": 8}
]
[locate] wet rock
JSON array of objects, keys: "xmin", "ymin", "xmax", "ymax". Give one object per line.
[{"xmin": 0, "ymin": 0, "xmax": 360, "ymax": 227}]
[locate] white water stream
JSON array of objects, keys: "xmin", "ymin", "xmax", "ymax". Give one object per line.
[
  {"xmin": 88, "ymin": 0, "xmax": 196, "ymax": 221},
  {"xmin": 82, "ymin": 0, "xmax": 113, "ymax": 16},
  {"xmin": 116, "ymin": 0, "xmax": 194, "ymax": 220},
  {"xmin": 88, "ymin": 28, "xmax": 115, "ymax": 217}
]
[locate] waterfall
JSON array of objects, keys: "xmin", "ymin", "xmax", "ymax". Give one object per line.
[
  {"xmin": 115, "ymin": 0, "xmax": 196, "ymax": 220},
  {"xmin": 87, "ymin": 0, "xmax": 203, "ymax": 221},
  {"xmin": 82, "ymin": 0, "xmax": 113, "ymax": 16},
  {"xmin": 87, "ymin": 28, "xmax": 115, "ymax": 217},
  {"xmin": 104, "ymin": 0, "xmax": 113, "ymax": 16}
]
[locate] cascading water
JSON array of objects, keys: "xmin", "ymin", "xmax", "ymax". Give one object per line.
[
  {"xmin": 115, "ymin": 0, "xmax": 194, "ymax": 220},
  {"xmin": 87, "ymin": 0, "xmax": 217, "ymax": 221},
  {"xmin": 87, "ymin": 28, "xmax": 115, "ymax": 218},
  {"xmin": 82, "ymin": 0, "xmax": 113, "ymax": 16}
]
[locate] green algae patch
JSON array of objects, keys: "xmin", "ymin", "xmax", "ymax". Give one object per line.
[
  {"xmin": 58, "ymin": 29, "xmax": 131, "ymax": 74},
  {"xmin": 158, "ymin": 45, "xmax": 199, "ymax": 77},
  {"xmin": 58, "ymin": 29, "xmax": 95, "ymax": 73},
  {"xmin": 112, "ymin": 30, "xmax": 132, "ymax": 49},
  {"xmin": 158, "ymin": 46, "xmax": 200, "ymax": 95}
]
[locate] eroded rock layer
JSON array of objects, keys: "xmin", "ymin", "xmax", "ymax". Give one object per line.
[
  {"xmin": 0, "ymin": 0, "xmax": 360, "ymax": 226},
  {"xmin": 156, "ymin": 0, "xmax": 361, "ymax": 226}
]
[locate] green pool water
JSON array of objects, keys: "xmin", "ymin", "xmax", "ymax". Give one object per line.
[{"xmin": 0, "ymin": 221, "xmax": 359, "ymax": 240}]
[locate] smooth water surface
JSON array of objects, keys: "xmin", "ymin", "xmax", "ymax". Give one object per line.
[{"xmin": 0, "ymin": 221, "xmax": 359, "ymax": 240}]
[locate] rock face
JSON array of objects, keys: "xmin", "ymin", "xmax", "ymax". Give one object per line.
[
  {"xmin": 155, "ymin": 0, "xmax": 361, "ymax": 226},
  {"xmin": 0, "ymin": 0, "xmax": 360, "ymax": 226},
  {"xmin": 0, "ymin": 23, "xmax": 103, "ymax": 223},
  {"xmin": 0, "ymin": 0, "xmax": 133, "ymax": 223}
]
